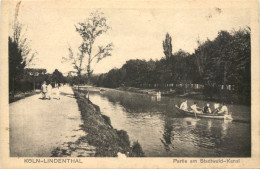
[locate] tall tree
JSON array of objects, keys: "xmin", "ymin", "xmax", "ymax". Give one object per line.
[
  {"xmin": 12, "ymin": 22, "xmax": 37, "ymax": 67},
  {"xmin": 62, "ymin": 45, "xmax": 85, "ymax": 90},
  {"xmin": 75, "ymin": 11, "xmax": 113, "ymax": 80},
  {"xmin": 9, "ymin": 37, "xmax": 25, "ymax": 93},
  {"xmin": 9, "ymin": 1, "xmax": 37, "ymax": 94},
  {"xmin": 194, "ymin": 38, "xmax": 212, "ymax": 83},
  {"xmin": 52, "ymin": 69, "xmax": 65, "ymax": 84},
  {"xmin": 63, "ymin": 45, "xmax": 84, "ymax": 78},
  {"xmin": 163, "ymin": 33, "xmax": 172, "ymax": 60}
]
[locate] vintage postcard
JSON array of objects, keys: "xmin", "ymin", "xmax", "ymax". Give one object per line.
[{"xmin": 1, "ymin": 0, "xmax": 259, "ymax": 168}]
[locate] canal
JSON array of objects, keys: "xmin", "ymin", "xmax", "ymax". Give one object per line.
[{"xmin": 86, "ymin": 88, "xmax": 250, "ymax": 157}]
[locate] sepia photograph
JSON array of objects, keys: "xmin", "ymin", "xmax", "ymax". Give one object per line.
[{"xmin": 1, "ymin": 0, "xmax": 260, "ymax": 168}]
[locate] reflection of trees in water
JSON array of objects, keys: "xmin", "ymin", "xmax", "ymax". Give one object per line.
[
  {"xmin": 102, "ymin": 90, "xmax": 167, "ymax": 113},
  {"xmin": 159, "ymin": 116, "xmax": 234, "ymax": 156},
  {"xmin": 191, "ymin": 120, "xmax": 221, "ymax": 148},
  {"xmin": 221, "ymin": 120, "xmax": 231, "ymax": 138},
  {"xmin": 185, "ymin": 119, "xmax": 235, "ymax": 156},
  {"xmin": 160, "ymin": 116, "xmax": 174, "ymax": 152}
]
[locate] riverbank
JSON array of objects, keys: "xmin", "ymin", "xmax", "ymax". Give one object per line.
[
  {"xmin": 55, "ymin": 88, "xmax": 145, "ymax": 157},
  {"xmin": 78, "ymin": 85, "xmax": 248, "ymax": 106},
  {"xmin": 117, "ymin": 86, "xmax": 246, "ymax": 105},
  {"xmin": 75, "ymin": 86, "xmax": 251, "ymax": 157},
  {"xmin": 9, "ymin": 90, "xmax": 41, "ymax": 103}
]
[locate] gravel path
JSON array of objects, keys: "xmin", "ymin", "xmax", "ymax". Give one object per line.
[{"xmin": 9, "ymin": 85, "xmax": 86, "ymax": 157}]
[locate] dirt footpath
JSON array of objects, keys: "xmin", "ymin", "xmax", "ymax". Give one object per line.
[{"xmin": 9, "ymin": 85, "xmax": 85, "ymax": 157}]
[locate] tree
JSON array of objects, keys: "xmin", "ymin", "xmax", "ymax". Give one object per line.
[
  {"xmin": 52, "ymin": 69, "xmax": 65, "ymax": 84},
  {"xmin": 194, "ymin": 38, "xmax": 211, "ymax": 83},
  {"xmin": 9, "ymin": 37, "xmax": 25, "ymax": 93},
  {"xmin": 12, "ymin": 22, "xmax": 37, "ymax": 67},
  {"xmin": 171, "ymin": 49, "xmax": 190, "ymax": 84},
  {"xmin": 24, "ymin": 68, "xmax": 47, "ymax": 90},
  {"xmin": 62, "ymin": 45, "xmax": 84, "ymax": 82},
  {"xmin": 9, "ymin": 1, "xmax": 37, "ymax": 94},
  {"xmin": 93, "ymin": 28, "xmax": 250, "ymax": 104},
  {"xmin": 163, "ymin": 33, "xmax": 172, "ymax": 60},
  {"xmin": 62, "ymin": 45, "xmax": 85, "ymax": 91},
  {"xmin": 75, "ymin": 11, "xmax": 113, "ymax": 80}
]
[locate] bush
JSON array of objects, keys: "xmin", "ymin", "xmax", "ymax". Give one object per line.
[
  {"xmin": 117, "ymin": 130, "xmax": 130, "ymax": 147},
  {"xmin": 102, "ymin": 114, "xmax": 112, "ymax": 126},
  {"xmin": 131, "ymin": 141, "xmax": 145, "ymax": 157}
]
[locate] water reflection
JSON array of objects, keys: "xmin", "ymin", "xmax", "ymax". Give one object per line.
[{"xmin": 87, "ymin": 89, "xmax": 250, "ymax": 157}]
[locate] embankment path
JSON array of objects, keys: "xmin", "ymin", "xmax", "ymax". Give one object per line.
[{"xmin": 9, "ymin": 85, "xmax": 84, "ymax": 157}]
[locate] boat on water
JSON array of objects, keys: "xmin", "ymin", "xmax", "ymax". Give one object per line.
[{"xmin": 175, "ymin": 105, "xmax": 233, "ymax": 120}]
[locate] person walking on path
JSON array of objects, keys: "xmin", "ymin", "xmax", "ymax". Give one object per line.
[
  {"xmin": 41, "ymin": 81, "xmax": 47, "ymax": 99},
  {"xmin": 47, "ymin": 82, "xmax": 53, "ymax": 100},
  {"xmin": 54, "ymin": 83, "xmax": 60, "ymax": 100},
  {"xmin": 9, "ymin": 85, "xmax": 84, "ymax": 157}
]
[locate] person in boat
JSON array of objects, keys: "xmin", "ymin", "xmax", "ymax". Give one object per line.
[
  {"xmin": 212, "ymin": 103, "xmax": 220, "ymax": 114},
  {"xmin": 156, "ymin": 91, "xmax": 161, "ymax": 97},
  {"xmin": 190, "ymin": 102, "xmax": 201, "ymax": 114},
  {"xmin": 218, "ymin": 103, "xmax": 229, "ymax": 115},
  {"xmin": 203, "ymin": 103, "xmax": 212, "ymax": 114},
  {"xmin": 180, "ymin": 100, "xmax": 188, "ymax": 110}
]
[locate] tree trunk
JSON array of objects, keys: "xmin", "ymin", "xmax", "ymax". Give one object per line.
[
  {"xmin": 33, "ymin": 79, "xmax": 35, "ymax": 91},
  {"xmin": 87, "ymin": 58, "xmax": 91, "ymax": 84},
  {"xmin": 12, "ymin": 77, "xmax": 15, "ymax": 97},
  {"xmin": 223, "ymin": 62, "xmax": 227, "ymax": 85},
  {"xmin": 77, "ymin": 77, "xmax": 79, "ymax": 92},
  {"xmin": 77, "ymin": 74, "xmax": 81, "ymax": 93}
]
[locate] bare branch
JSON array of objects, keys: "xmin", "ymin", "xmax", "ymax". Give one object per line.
[
  {"xmin": 12, "ymin": 21, "xmax": 37, "ymax": 67},
  {"xmin": 91, "ymin": 43, "xmax": 113, "ymax": 63},
  {"xmin": 70, "ymin": 10, "xmax": 113, "ymax": 79}
]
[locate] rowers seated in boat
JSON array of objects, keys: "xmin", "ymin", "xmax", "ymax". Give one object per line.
[
  {"xmin": 190, "ymin": 102, "xmax": 202, "ymax": 114},
  {"xmin": 180, "ymin": 100, "xmax": 188, "ymax": 110},
  {"xmin": 202, "ymin": 103, "xmax": 212, "ymax": 114},
  {"xmin": 212, "ymin": 103, "xmax": 220, "ymax": 114},
  {"xmin": 212, "ymin": 103, "xmax": 229, "ymax": 115},
  {"xmin": 217, "ymin": 103, "xmax": 229, "ymax": 115}
]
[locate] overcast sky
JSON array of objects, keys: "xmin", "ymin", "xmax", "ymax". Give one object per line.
[{"xmin": 10, "ymin": 1, "xmax": 250, "ymax": 74}]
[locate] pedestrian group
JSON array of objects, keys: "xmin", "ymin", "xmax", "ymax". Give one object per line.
[{"xmin": 41, "ymin": 81, "xmax": 60, "ymax": 100}]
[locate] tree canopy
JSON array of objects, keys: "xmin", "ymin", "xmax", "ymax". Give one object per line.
[
  {"xmin": 63, "ymin": 11, "xmax": 113, "ymax": 84},
  {"xmin": 94, "ymin": 28, "xmax": 251, "ymax": 104}
]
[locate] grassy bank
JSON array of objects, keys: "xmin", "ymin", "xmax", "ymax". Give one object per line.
[
  {"xmin": 70, "ymin": 89, "xmax": 145, "ymax": 157},
  {"xmin": 9, "ymin": 90, "xmax": 41, "ymax": 103}
]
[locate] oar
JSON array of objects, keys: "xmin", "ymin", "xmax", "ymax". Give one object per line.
[{"xmin": 194, "ymin": 111, "xmax": 197, "ymax": 119}]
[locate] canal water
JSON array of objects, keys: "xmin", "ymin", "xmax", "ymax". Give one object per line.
[{"xmin": 87, "ymin": 88, "xmax": 250, "ymax": 157}]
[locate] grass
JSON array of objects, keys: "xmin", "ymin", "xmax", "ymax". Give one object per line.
[
  {"xmin": 73, "ymin": 89, "xmax": 145, "ymax": 157},
  {"xmin": 9, "ymin": 90, "xmax": 41, "ymax": 103}
]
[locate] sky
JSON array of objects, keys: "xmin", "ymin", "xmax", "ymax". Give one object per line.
[{"xmin": 9, "ymin": 1, "xmax": 250, "ymax": 75}]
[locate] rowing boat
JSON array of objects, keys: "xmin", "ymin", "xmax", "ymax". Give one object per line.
[{"xmin": 175, "ymin": 105, "xmax": 232, "ymax": 120}]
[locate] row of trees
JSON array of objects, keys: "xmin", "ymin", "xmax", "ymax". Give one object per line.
[
  {"xmin": 9, "ymin": 2, "xmax": 65, "ymax": 93},
  {"xmin": 9, "ymin": 2, "xmax": 37, "ymax": 94},
  {"xmin": 10, "ymin": 67, "xmax": 67, "ymax": 92},
  {"xmin": 9, "ymin": 9, "xmax": 112, "ymax": 93},
  {"xmin": 93, "ymin": 28, "xmax": 251, "ymax": 104}
]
